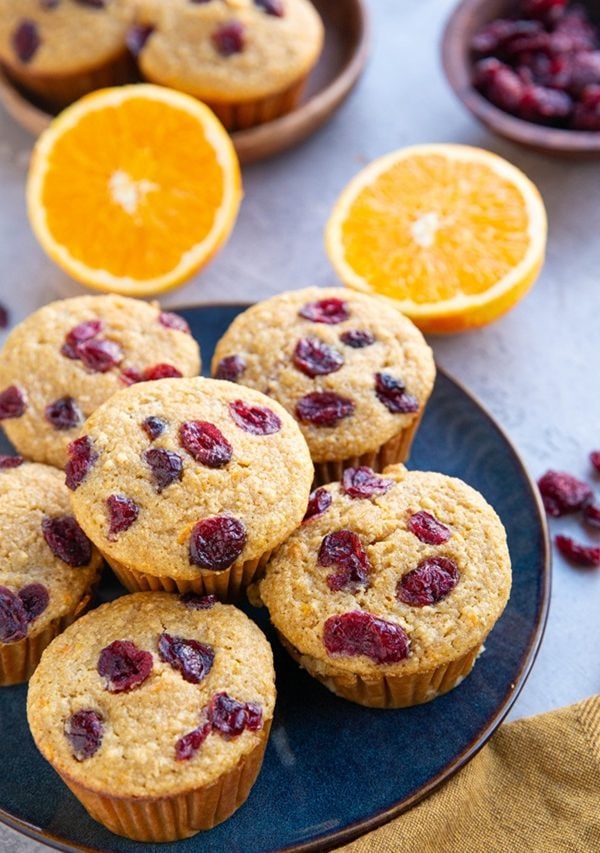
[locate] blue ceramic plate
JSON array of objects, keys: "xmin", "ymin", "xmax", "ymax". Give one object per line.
[{"xmin": 0, "ymin": 304, "xmax": 550, "ymax": 853}]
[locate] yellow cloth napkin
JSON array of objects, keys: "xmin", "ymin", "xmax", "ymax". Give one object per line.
[{"xmin": 338, "ymin": 695, "xmax": 600, "ymax": 853}]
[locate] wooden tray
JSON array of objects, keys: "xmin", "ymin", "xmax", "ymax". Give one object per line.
[{"xmin": 0, "ymin": 0, "xmax": 369, "ymax": 164}]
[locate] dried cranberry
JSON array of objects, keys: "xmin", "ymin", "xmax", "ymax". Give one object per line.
[
  {"xmin": 397, "ymin": 557, "xmax": 460, "ymax": 607},
  {"xmin": 323, "ymin": 611, "xmax": 410, "ymax": 664},
  {"xmin": 45, "ymin": 396, "xmax": 83, "ymax": 431},
  {"xmin": 519, "ymin": 84, "xmax": 572, "ymax": 121},
  {"xmin": 303, "ymin": 487, "xmax": 333, "ymax": 523},
  {"xmin": 158, "ymin": 633, "xmax": 215, "ymax": 684},
  {"xmin": 106, "ymin": 495, "xmax": 139, "ymax": 540},
  {"xmin": 42, "ymin": 515, "xmax": 92, "ymax": 566},
  {"xmin": 522, "ymin": 0, "xmax": 568, "ymax": 24},
  {"xmin": 65, "ymin": 435, "xmax": 97, "ymax": 491},
  {"xmin": 127, "ymin": 24, "xmax": 154, "ymax": 55},
  {"xmin": 555, "ymin": 534, "xmax": 600, "ymax": 567},
  {"xmin": 375, "ymin": 373, "xmax": 419, "ymax": 414},
  {"xmin": 180, "ymin": 592, "xmax": 217, "ymax": 610},
  {"xmin": 64, "ymin": 319, "xmax": 103, "ymax": 346},
  {"xmin": 471, "ymin": 18, "xmax": 542, "ymax": 55},
  {"xmin": 408, "ymin": 511, "xmax": 452, "ymax": 545},
  {"xmin": 77, "ymin": 338, "xmax": 123, "ymax": 373},
  {"xmin": 158, "ymin": 311, "xmax": 190, "ymax": 334},
  {"xmin": 175, "ymin": 722, "xmax": 211, "ymax": 761},
  {"xmin": 342, "ymin": 467, "xmax": 393, "ymax": 500},
  {"xmin": 18, "ymin": 583, "xmax": 49, "ymax": 623},
  {"xmin": 317, "ymin": 530, "xmax": 371, "ymax": 592},
  {"xmin": 179, "ymin": 421, "xmax": 232, "ymax": 467},
  {"xmin": 64, "ymin": 710, "xmax": 104, "ymax": 762},
  {"xmin": 208, "ymin": 692, "xmax": 262, "ymax": 737},
  {"xmin": 293, "ymin": 337, "xmax": 344, "ymax": 377},
  {"xmin": 120, "ymin": 367, "xmax": 143, "ymax": 385},
  {"xmin": 0, "ymin": 386, "xmax": 27, "ymax": 420},
  {"xmin": 591, "ymin": 451, "xmax": 600, "ymax": 473},
  {"xmin": 12, "ymin": 20, "xmax": 40, "ymax": 63},
  {"xmin": 583, "ymin": 503, "xmax": 600, "ymax": 528},
  {"xmin": 299, "ymin": 297, "xmax": 350, "ymax": 325},
  {"xmin": 229, "ymin": 400, "xmax": 281, "ymax": 435},
  {"xmin": 295, "ymin": 391, "xmax": 355, "ymax": 427},
  {"xmin": 189, "ymin": 516, "xmax": 247, "ymax": 570},
  {"xmin": 97, "ymin": 640, "xmax": 153, "ymax": 693},
  {"xmin": 144, "ymin": 448, "xmax": 183, "ymax": 492},
  {"xmin": 537, "ymin": 470, "xmax": 592, "ymax": 516},
  {"xmin": 0, "ymin": 586, "xmax": 28, "ymax": 643},
  {"xmin": 254, "ymin": 0, "xmax": 284, "ymax": 16},
  {"xmin": 141, "ymin": 415, "xmax": 167, "ymax": 441},
  {"xmin": 143, "ymin": 363, "xmax": 183, "ymax": 380},
  {"xmin": 572, "ymin": 85, "xmax": 600, "ymax": 130},
  {"xmin": 340, "ymin": 329, "xmax": 375, "ymax": 348},
  {"xmin": 212, "ymin": 21, "xmax": 245, "ymax": 56},
  {"xmin": 215, "ymin": 354, "xmax": 246, "ymax": 382},
  {"xmin": 0, "ymin": 303, "xmax": 9, "ymax": 329},
  {"xmin": 474, "ymin": 59, "xmax": 525, "ymax": 113},
  {"xmin": 0, "ymin": 455, "xmax": 23, "ymax": 469}
]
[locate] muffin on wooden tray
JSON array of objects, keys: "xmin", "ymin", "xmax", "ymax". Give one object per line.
[
  {"xmin": 257, "ymin": 464, "xmax": 511, "ymax": 707},
  {"xmin": 0, "ymin": 460, "xmax": 102, "ymax": 685},
  {"xmin": 126, "ymin": 0, "xmax": 324, "ymax": 130},
  {"xmin": 27, "ymin": 592, "xmax": 276, "ymax": 841},
  {"xmin": 67, "ymin": 377, "xmax": 313, "ymax": 600},
  {"xmin": 0, "ymin": 295, "xmax": 200, "ymax": 469},
  {"xmin": 212, "ymin": 287, "xmax": 436, "ymax": 484}
]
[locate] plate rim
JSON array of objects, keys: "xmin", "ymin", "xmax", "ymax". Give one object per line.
[{"xmin": 0, "ymin": 301, "xmax": 551, "ymax": 853}]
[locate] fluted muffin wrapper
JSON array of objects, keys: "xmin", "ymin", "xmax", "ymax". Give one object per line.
[
  {"xmin": 278, "ymin": 633, "xmax": 482, "ymax": 709},
  {"xmin": 56, "ymin": 722, "xmax": 271, "ymax": 842}
]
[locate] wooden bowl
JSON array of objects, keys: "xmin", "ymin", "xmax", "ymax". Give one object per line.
[
  {"xmin": 441, "ymin": 0, "xmax": 600, "ymax": 156},
  {"xmin": 0, "ymin": 0, "xmax": 369, "ymax": 165}
]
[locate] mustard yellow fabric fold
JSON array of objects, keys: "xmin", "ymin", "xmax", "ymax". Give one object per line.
[{"xmin": 338, "ymin": 695, "xmax": 600, "ymax": 853}]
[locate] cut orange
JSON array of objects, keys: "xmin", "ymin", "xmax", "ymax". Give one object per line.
[
  {"xmin": 27, "ymin": 85, "xmax": 242, "ymax": 297},
  {"xmin": 325, "ymin": 144, "xmax": 547, "ymax": 334}
]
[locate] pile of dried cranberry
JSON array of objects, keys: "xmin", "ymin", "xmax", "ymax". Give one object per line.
[{"xmin": 472, "ymin": 0, "xmax": 600, "ymax": 129}]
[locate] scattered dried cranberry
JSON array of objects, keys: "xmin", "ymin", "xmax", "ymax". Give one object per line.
[
  {"xmin": 299, "ymin": 298, "xmax": 350, "ymax": 325},
  {"xmin": 555, "ymin": 534, "xmax": 600, "ymax": 567},
  {"xmin": 408, "ymin": 511, "xmax": 452, "ymax": 545},
  {"xmin": 97, "ymin": 640, "xmax": 153, "ymax": 693},
  {"xmin": 126, "ymin": 23, "xmax": 154, "ymax": 55},
  {"xmin": 64, "ymin": 710, "xmax": 104, "ymax": 762},
  {"xmin": 12, "ymin": 20, "xmax": 40, "ymax": 63},
  {"xmin": 229, "ymin": 400, "xmax": 281, "ymax": 435},
  {"xmin": 591, "ymin": 451, "xmax": 600, "ymax": 473},
  {"xmin": 0, "ymin": 455, "xmax": 23, "ymax": 469},
  {"xmin": 215, "ymin": 354, "xmax": 246, "ymax": 382},
  {"xmin": 65, "ymin": 435, "xmax": 98, "ymax": 491},
  {"xmin": 18, "ymin": 583, "xmax": 49, "ymax": 623},
  {"xmin": 179, "ymin": 421, "xmax": 232, "ymax": 467},
  {"xmin": 45, "ymin": 396, "xmax": 83, "ymax": 431},
  {"xmin": 106, "ymin": 495, "xmax": 139, "ymax": 540},
  {"xmin": 180, "ymin": 592, "xmax": 217, "ymax": 610},
  {"xmin": 143, "ymin": 363, "xmax": 183, "ymax": 380},
  {"xmin": 144, "ymin": 448, "xmax": 183, "ymax": 492},
  {"xmin": 342, "ymin": 467, "xmax": 393, "ymax": 500},
  {"xmin": 296, "ymin": 391, "xmax": 355, "ymax": 427},
  {"xmin": 254, "ymin": 0, "xmax": 284, "ymax": 16},
  {"xmin": 323, "ymin": 611, "xmax": 410, "ymax": 664},
  {"xmin": 303, "ymin": 487, "xmax": 333, "ymax": 523},
  {"xmin": 537, "ymin": 470, "xmax": 592, "ymax": 516},
  {"xmin": 0, "ymin": 386, "xmax": 27, "ymax": 420},
  {"xmin": 208, "ymin": 692, "xmax": 262, "ymax": 737},
  {"xmin": 340, "ymin": 329, "xmax": 375, "ymax": 348},
  {"xmin": 0, "ymin": 303, "xmax": 9, "ymax": 329},
  {"xmin": 158, "ymin": 633, "xmax": 215, "ymax": 684},
  {"xmin": 397, "ymin": 557, "xmax": 460, "ymax": 607},
  {"xmin": 189, "ymin": 516, "xmax": 247, "ymax": 570},
  {"xmin": 141, "ymin": 415, "xmax": 167, "ymax": 441},
  {"xmin": 120, "ymin": 367, "xmax": 143, "ymax": 385},
  {"xmin": 317, "ymin": 530, "xmax": 371, "ymax": 592},
  {"xmin": 583, "ymin": 503, "xmax": 600, "ymax": 528},
  {"xmin": 175, "ymin": 722, "xmax": 211, "ymax": 761},
  {"xmin": 0, "ymin": 586, "xmax": 28, "ymax": 643},
  {"xmin": 76, "ymin": 338, "xmax": 123, "ymax": 373},
  {"xmin": 158, "ymin": 311, "xmax": 190, "ymax": 334},
  {"xmin": 42, "ymin": 515, "xmax": 92, "ymax": 566},
  {"xmin": 375, "ymin": 373, "xmax": 419, "ymax": 414},
  {"xmin": 520, "ymin": 84, "xmax": 573, "ymax": 121},
  {"xmin": 471, "ymin": 18, "xmax": 543, "ymax": 54},
  {"xmin": 64, "ymin": 319, "xmax": 103, "ymax": 347},
  {"xmin": 212, "ymin": 21, "xmax": 245, "ymax": 56},
  {"xmin": 293, "ymin": 337, "xmax": 344, "ymax": 377}
]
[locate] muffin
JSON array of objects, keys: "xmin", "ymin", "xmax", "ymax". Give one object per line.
[
  {"xmin": 0, "ymin": 0, "xmax": 134, "ymax": 112},
  {"xmin": 0, "ymin": 295, "xmax": 200, "ymax": 469},
  {"xmin": 0, "ymin": 460, "xmax": 102, "ymax": 685},
  {"xmin": 27, "ymin": 591, "xmax": 276, "ymax": 841},
  {"xmin": 68, "ymin": 377, "xmax": 313, "ymax": 599},
  {"xmin": 257, "ymin": 464, "xmax": 511, "ymax": 707},
  {"xmin": 127, "ymin": 0, "xmax": 324, "ymax": 130},
  {"xmin": 212, "ymin": 287, "xmax": 436, "ymax": 485}
]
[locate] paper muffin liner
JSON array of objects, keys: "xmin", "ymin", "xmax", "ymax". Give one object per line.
[
  {"xmin": 278, "ymin": 633, "xmax": 482, "ymax": 709},
  {"xmin": 57, "ymin": 721, "xmax": 271, "ymax": 842},
  {"xmin": 105, "ymin": 548, "xmax": 274, "ymax": 602}
]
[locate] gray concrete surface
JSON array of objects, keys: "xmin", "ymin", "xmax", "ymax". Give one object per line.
[{"xmin": 0, "ymin": 0, "xmax": 598, "ymax": 849}]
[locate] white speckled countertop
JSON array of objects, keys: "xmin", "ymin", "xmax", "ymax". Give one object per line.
[{"xmin": 0, "ymin": 0, "xmax": 599, "ymax": 850}]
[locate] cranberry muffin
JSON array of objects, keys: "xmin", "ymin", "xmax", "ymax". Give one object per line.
[
  {"xmin": 68, "ymin": 377, "xmax": 313, "ymax": 600},
  {"xmin": 212, "ymin": 287, "xmax": 436, "ymax": 484},
  {"xmin": 0, "ymin": 460, "xmax": 102, "ymax": 685},
  {"xmin": 126, "ymin": 0, "xmax": 324, "ymax": 130},
  {"xmin": 257, "ymin": 464, "xmax": 511, "ymax": 707},
  {"xmin": 0, "ymin": 0, "xmax": 134, "ymax": 111},
  {"xmin": 27, "ymin": 592, "xmax": 276, "ymax": 841},
  {"xmin": 0, "ymin": 295, "xmax": 200, "ymax": 469}
]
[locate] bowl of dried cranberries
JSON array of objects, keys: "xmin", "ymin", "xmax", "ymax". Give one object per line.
[{"xmin": 442, "ymin": 0, "xmax": 600, "ymax": 154}]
